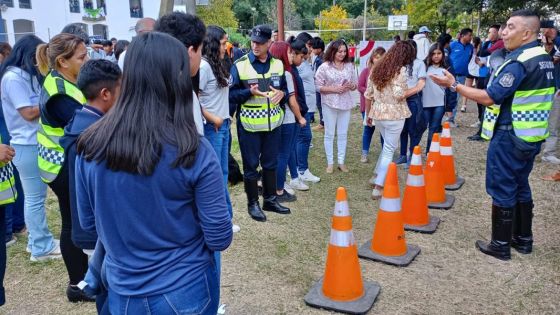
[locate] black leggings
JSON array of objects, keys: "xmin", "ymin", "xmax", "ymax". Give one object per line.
[{"xmin": 49, "ymin": 165, "xmax": 88, "ymax": 285}]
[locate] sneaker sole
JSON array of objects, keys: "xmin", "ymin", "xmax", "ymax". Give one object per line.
[{"xmin": 30, "ymin": 254, "xmax": 62, "ymax": 262}]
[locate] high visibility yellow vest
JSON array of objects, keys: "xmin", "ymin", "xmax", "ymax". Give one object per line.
[
  {"xmin": 37, "ymin": 71, "xmax": 86, "ymax": 183},
  {"xmin": 481, "ymin": 46, "xmax": 555, "ymax": 142},
  {"xmin": 0, "ymin": 136, "xmax": 17, "ymax": 205},
  {"xmin": 235, "ymin": 55, "xmax": 284, "ymax": 132}
]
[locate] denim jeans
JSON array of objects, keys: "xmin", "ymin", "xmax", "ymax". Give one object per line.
[
  {"xmin": 4, "ymin": 167, "xmax": 25, "ymax": 242},
  {"xmin": 108, "ymin": 265, "xmax": 219, "ymax": 315},
  {"xmin": 374, "ymin": 119, "xmax": 405, "ymax": 187},
  {"xmin": 11, "ymin": 144, "xmax": 55, "ymax": 256},
  {"xmin": 361, "ymin": 112, "xmax": 376, "ymax": 156},
  {"xmin": 422, "ymin": 106, "xmax": 445, "ymax": 153},
  {"xmin": 277, "ymin": 123, "xmax": 300, "ymax": 189},
  {"xmin": 450, "ymin": 75, "xmax": 466, "ymax": 122},
  {"xmin": 296, "ymin": 112, "xmax": 313, "ymax": 173},
  {"xmin": 400, "ymin": 95, "xmax": 423, "ymax": 157}
]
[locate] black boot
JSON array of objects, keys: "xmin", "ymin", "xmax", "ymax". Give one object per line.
[
  {"xmin": 244, "ymin": 179, "xmax": 266, "ymax": 222},
  {"xmin": 475, "ymin": 205, "xmax": 514, "ymax": 261},
  {"xmin": 512, "ymin": 201, "xmax": 533, "ymax": 254},
  {"xmin": 261, "ymin": 170, "xmax": 291, "ymax": 214}
]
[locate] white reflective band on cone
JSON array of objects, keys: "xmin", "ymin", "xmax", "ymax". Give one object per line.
[
  {"xmin": 406, "ymin": 174, "xmax": 425, "ymax": 187},
  {"xmin": 334, "ymin": 201, "xmax": 350, "ymax": 217},
  {"xmin": 442, "ymin": 128, "xmax": 451, "ymax": 138},
  {"xmin": 380, "ymin": 197, "xmax": 401, "ymax": 212},
  {"xmin": 329, "ymin": 229, "xmax": 355, "ymax": 247},
  {"xmin": 410, "ymin": 154, "xmax": 422, "ymax": 166},
  {"xmin": 429, "ymin": 142, "xmax": 440, "ymax": 152},
  {"xmin": 440, "ymin": 146, "xmax": 453, "ymax": 156}
]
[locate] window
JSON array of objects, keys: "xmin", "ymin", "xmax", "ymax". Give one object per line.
[
  {"xmin": 96, "ymin": 0, "xmax": 106, "ymax": 14},
  {"xmin": 69, "ymin": 0, "xmax": 79, "ymax": 13},
  {"xmin": 19, "ymin": 0, "xmax": 31, "ymax": 9},
  {"xmin": 0, "ymin": 0, "xmax": 13, "ymax": 8},
  {"xmin": 129, "ymin": 0, "xmax": 142, "ymax": 18},
  {"xmin": 92, "ymin": 24, "xmax": 108, "ymax": 39},
  {"xmin": 83, "ymin": 0, "xmax": 93, "ymax": 9},
  {"xmin": 0, "ymin": 19, "xmax": 7, "ymax": 43},
  {"xmin": 13, "ymin": 19, "xmax": 34, "ymax": 42}
]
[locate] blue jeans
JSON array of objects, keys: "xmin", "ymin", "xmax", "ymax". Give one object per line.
[
  {"xmin": 422, "ymin": 106, "xmax": 445, "ymax": 153},
  {"xmin": 108, "ymin": 265, "xmax": 219, "ymax": 315},
  {"xmin": 400, "ymin": 95, "xmax": 423, "ymax": 158},
  {"xmin": 4, "ymin": 167, "xmax": 25, "ymax": 242},
  {"xmin": 277, "ymin": 123, "xmax": 299, "ymax": 189},
  {"xmin": 361, "ymin": 112, "xmax": 375, "ymax": 155},
  {"xmin": 203, "ymin": 119, "xmax": 232, "ymax": 282},
  {"xmin": 11, "ymin": 144, "xmax": 55, "ymax": 256},
  {"xmin": 296, "ymin": 112, "xmax": 313, "ymax": 172},
  {"xmin": 450, "ymin": 75, "xmax": 466, "ymax": 123}
]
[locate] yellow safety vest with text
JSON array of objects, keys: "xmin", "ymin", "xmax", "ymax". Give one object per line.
[{"xmin": 0, "ymin": 136, "xmax": 17, "ymax": 205}]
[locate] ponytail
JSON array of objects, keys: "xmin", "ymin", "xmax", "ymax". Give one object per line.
[{"xmin": 36, "ymin": 43, "xmax": 49, "ymax": 76}]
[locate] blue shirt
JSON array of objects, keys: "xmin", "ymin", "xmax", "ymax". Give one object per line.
[
  {"xmin": 449, "ymin": 41, "xmax": 474, "ymax": 76},
  {"xmin": 75, "ymin": 139, "xmax": 233, "ymax": 296},
  {"xmin": 486, "ymin": 42, "xmax": 538, "ymax": 125}
]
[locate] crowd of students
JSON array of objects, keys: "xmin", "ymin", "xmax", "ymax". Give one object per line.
[{"xmin": 0, "ymin": 10, "xmax": 558, "ymax": 315}]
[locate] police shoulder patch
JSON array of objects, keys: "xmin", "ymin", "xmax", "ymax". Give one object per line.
[{"xmin": 498, "ymin": 72, "xmax": 515, "ymax": 88}]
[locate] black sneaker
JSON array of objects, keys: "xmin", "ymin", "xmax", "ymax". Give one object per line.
[
  {"xmin": 467, "ymin": 134, "xmax": 484, "ymax": 142},
  {"xmin": 66, "ymin": 284, "xmax": 95, "ymax": 303},
  {"xmin": 276, "ymin": 190, "xmax": 297, "ymax": 203}
]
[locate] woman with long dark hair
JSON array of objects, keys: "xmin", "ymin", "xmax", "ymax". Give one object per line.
[
  {"xmin": 270, "ymin": 40, "xmax": 308, "ymax": 201},
  {"xmin": 35, "ymin": 33, "xmax": 91, "ymax": 301},
  {"xmin": 364, "ymin": 41, "xmax": 415, "ymax": 199},
  {"xmin": 0, "ymin": 35, "xmax": 58, "ymax": 260},
  {"xmin": 315, "ymin": 39, "xmax": 357, "ymax": 173},
  {"xmin": 75, "ymin": 32, "xmax": 232, "ymax": 314}
]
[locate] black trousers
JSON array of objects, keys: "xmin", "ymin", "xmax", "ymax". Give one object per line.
[
  {"xmin": 49, "ymin": 164, "xmax": 88, "ymax": 285},
  {"xmin": 476, "ymin": 76, "xmax": 489, "ymax": 134},
  {"xmin": 0, "ymin": 206, "xmax": 6, "ymax": 306}
]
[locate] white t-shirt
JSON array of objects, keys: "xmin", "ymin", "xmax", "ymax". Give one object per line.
[
  {"xmin": 0, "ymin": 67, "xmax": 41, "ymax": 145},
  {"xmin": 117, "ymin": 49, "xmax": 126, "ymax": 70},
  {"xmin": 297, "ymin": 60, "xmax": 317, "ymax": 113},
  {"xmin": 283, "ymin": 71, "xmax": 296, "ymax": 124},
  {"xmin": 422, "ymin": 66, "xmax": 446, "ymax": 108},
  {"xmin": 198, "ymin": 59, "xmax": 230, "ymax": 119}
]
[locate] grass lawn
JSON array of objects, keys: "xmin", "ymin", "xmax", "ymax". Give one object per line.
[{"xmin": 3, "ymin": 103, "xmax": 559, "ymax": 314}]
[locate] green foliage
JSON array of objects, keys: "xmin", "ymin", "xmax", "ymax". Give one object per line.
[
  {"xmin": 315, "ymin": 5, "xmax": 351, "ymax": 41},
  {"xmin": 226, "ymin": 28, "xmax": 250, "ymax": 47},
  {"xmin": 197, "ymin": 0, "xmax": 238, "ymax": 29}
]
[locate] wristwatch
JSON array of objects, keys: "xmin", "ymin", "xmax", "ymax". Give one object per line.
[{"xmin": 450, "ymin": 81, "xmax": 459, "ymax": 92}]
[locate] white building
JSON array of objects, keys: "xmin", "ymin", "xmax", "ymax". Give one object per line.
[{"xmin": 0, "ymin": 0, "xmax": 161, "ymax": 45}]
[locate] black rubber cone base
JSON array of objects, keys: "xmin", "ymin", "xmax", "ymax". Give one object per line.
[
  {"xmin": 428, "ymin": 194, "xmax": 455, "ymax": 210},
  {"xmin": 445, "ymin": 176, "xmax": 465, "ymax": 191},
  {"xmin": 404, "ymin": 215, "xmax": 440, "ymax": 234},
  {"xmin": 358, "ymin": 241, "xmax": 421, "ymax": 267},
  {"xmin": 304, "ymin": 278, "xmax": 381, "ymax": 315}
]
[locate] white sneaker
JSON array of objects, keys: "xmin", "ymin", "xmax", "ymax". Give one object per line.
[
  {"xmin": 6, "ymin": 236, "xmax": 16, "ymax": 247},
  {"xmin": 284, "ymin": 182, "xmax": 295, "ymax": 195},
  {"xmin": 371, "ymin": 188, "xmax": 383, "ymax": 200},
  {"xmin": 369, "ymin": 175, "xmax": 376, "ymax": 186},
  {"xmin": 30, "ymin": 240, "xmax": 62, "ymax": 262},
  {"xmin": 232, "ymin": 224, "xmax": 241, "ymax": 233},
  {"xmin": 542, "ymin": 155, "xmax": 560, "ymax": 164},
  {"xmin": 289, "ymin": 177, "xmax": 310, "ymax": 191},
  {"xmin": 299, "ymin": 169, "xmax": 320, "ymax": 183}
]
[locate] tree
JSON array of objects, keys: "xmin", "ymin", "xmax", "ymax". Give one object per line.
[
  {"xmin": 268, "ymin": 0, "xmax": 302, "ymax": 31},
  {"xmin": 315, "ymin": 5, "xmax": 352, "ymax": 41},
  {"xmin": 197, "ymin": 0, "xmax": 239, "ymax": 28},
  {"xmin": 372, "ymin": 0, "xmax": 404, "ymax": 16}
]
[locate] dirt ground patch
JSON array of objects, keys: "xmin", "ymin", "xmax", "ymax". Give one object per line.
[{"xmin": 2, "ymin": 103, "xmax": 559, "ymax": 314}]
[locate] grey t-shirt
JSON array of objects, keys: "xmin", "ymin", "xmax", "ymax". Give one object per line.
[
  {"xmin": 283, "ymin": 71, "xmax": 296, "ymax": 124},
  {"xmin": 199, "ymin": 59, "xmax": 230, "ymax": 120},
  {"xmin": 297, "ymin": 60, "xmax": 317, "ymax": 113},
  {"xmin": 407, "ymin": 59, "xmax": 427, "ymax": 89},
  {"xmin": 422, "ymin": 66, "xmax": 446, "ymax": 108},
  {"xmin": 0, "ymin": 67, "xmax": 41, "ymax": 145}
]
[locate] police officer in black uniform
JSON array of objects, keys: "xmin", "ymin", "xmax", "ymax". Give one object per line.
[{"xmin": 431, "ymin": 10, "xmax": 555, "ymax": 260}]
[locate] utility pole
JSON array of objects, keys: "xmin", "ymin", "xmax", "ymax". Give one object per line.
[
  {"xmin": 277, "ymin": 0, "xmax": 285, "ymax": 41},
  {"xmin": 185, "ymin": 0, "xmax": 196, "ymax": 14},
  {"xmin": 159, "ymin": 0, "xmax": 196, "ymax": 17},
  {"xmin": 362, "ymin": 0, "xmax": 367, "ymax": 41}
]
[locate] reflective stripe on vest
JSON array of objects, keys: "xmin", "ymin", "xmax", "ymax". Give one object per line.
[
  {"xmin": 0, "ymin": 136, "xmax": 17, "ymax": 205},
  {"xmin": 480, "ymin": 46, "xmax": 554, "ymax": 142},
  {"xmin": 236, "ymin": 57, "xmax": 284, "ymax": 132},
  {"xmin": 38, "ymin": 72, "xmax": 85, "ymax": 183}
]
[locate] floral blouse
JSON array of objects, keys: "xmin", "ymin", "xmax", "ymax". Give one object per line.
[
  {"xmin": 364, "ymin": 66, "xmax": 411, "ymax": 121},
  {"xmin": 315, "ymin": 61, "xmax": 358, "ymax": 111}
]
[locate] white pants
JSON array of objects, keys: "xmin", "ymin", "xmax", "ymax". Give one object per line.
[
  {"xmin": 323, "ymin": 105, "xmax": 352, "ymax": 165},
  {"xmin": 374, "ymin": 119, "xmax": 405, "ymax": 186}
]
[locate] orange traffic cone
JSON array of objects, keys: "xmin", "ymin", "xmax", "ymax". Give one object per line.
[
  {"xmin": 358, "ymin": 163, "xmax": 420, "ymax": 266},
  {"xmin": 441, "ymin": 122, "xmax": 465, "ymax": 191},
  {"xmin": 403, "ymin": 146, "xmax": 440, "ymax": 233},
  {"xmin": 425, "ymin": 134, "xmax": 455, "ymax": 210},
  {"xmin": 305, "ymin": 187, "xmax": 380, "ymax": 314}
]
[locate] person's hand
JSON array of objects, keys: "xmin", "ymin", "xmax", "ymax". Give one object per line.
[
  {"xmin": 429, "ymin": 69, "xmax": 456, "ymax": 88},
  {"xmin": 298, "ymin": 116, "xmax": 307, "ymax": 127},
  {"xmin": 555, "ymin": 90, "xmax": 560, "ymax": 99},
  {"xmin": 269, "ymin": 86, "xmax": 284, "ymax": 105},
  {"xmin": 343, "ymin": 81, "xmax": 355, "ymax": 91},
  {"xmin": 213, "ymin": 117, "xmax": 224, "ymax": 132},
  {"xmin": 0, "ymin": 144, "xmax": 15, "ymax": 163},
  {"xmin": 333, "ymin": 86, "xmax": 346, "ymax": 94},
  {"xmin": 366, "ymin": 117, "xmax": 374, "ymax": 127},
  {"xmin": 250, "ymin": 84, "xmax": 267, "ymax": 97}
]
